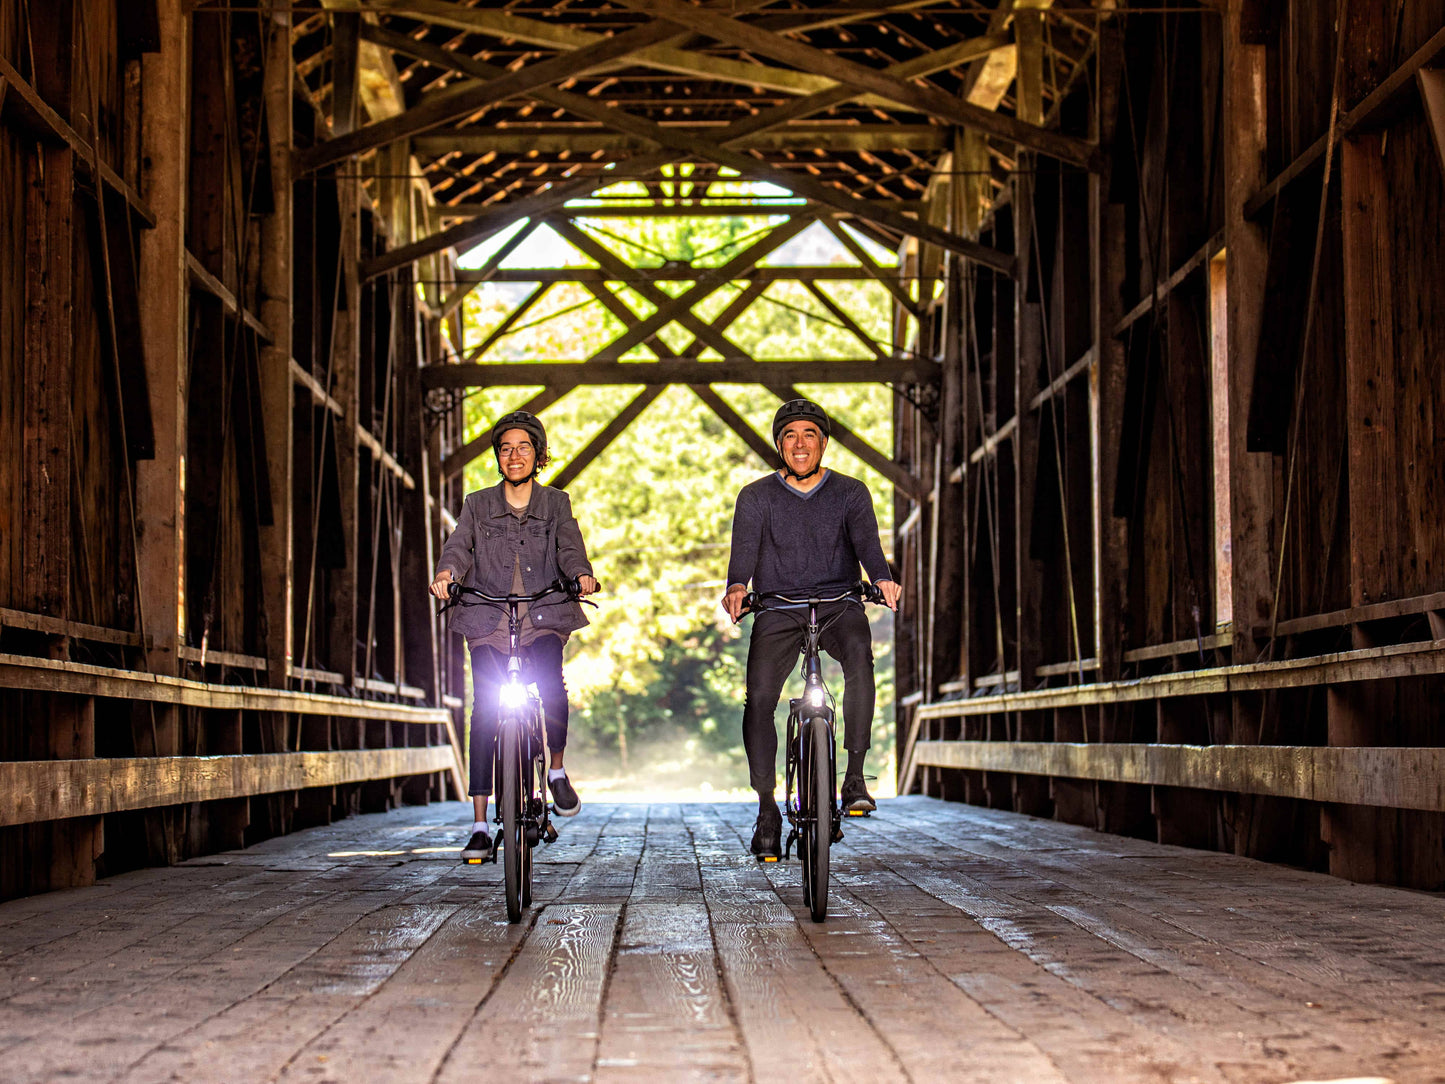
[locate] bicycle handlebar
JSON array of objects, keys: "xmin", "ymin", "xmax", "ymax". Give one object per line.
[
  {"xmin": 742, "ymin": 581, "xmax": 884, "ymax": 615},
  {"xmin": 439, "ymin": 577, "xmax": 599, "ymax": 616}
]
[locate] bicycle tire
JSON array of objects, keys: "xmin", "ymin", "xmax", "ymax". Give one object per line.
[
  {"xmin": 807, "ymin": 715, "xmax": 832, "ymax": 923},
  {"xmin": 795, "ymin": 716, "xmax": 812, "ymax": 908},
  {"xmin": 522, "ymin": 732, "xmax": 541, "ymax": 908},
  {"xmin": 500, "ymin": 723, "xmax": 524, "ymax": 923}
]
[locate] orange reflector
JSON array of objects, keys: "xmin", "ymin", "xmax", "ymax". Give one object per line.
[
  {"xmin": 760, "ymin": 856, "xmax": 779, "ymax": 863},
  {"xmin": 846, "ymin": 810, "xmax": 869, "ymax": 817},
  {"xmin": 466, "ymin": 858, "xmax": 483, "ymax": 865}
]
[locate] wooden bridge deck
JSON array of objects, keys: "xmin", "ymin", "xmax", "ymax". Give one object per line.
[{"xmin": 1, "ymin": 797, "xmax": 1442, "ymax": 1084}]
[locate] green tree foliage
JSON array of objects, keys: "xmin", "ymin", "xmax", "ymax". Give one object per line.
[{"xmin": 456, "ymin": 184, "xmax": 899, "ymax": 791}]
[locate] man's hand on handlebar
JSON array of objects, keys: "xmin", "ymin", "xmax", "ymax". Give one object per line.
[
  {"xmin": 876, "ymin": 578, "xmax": 902, "ymax": 612},
  {"xmin": 429, "ymin": 569, "xmax": 455, "ymax": 601},
  {"xmin": 722, "ymin": 583, "xmax": 749, "ymax": 623}
]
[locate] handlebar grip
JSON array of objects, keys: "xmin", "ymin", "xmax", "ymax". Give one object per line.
[{"xmin": 447, "ymin": 581, "xmax": 461, "ymax": 598}]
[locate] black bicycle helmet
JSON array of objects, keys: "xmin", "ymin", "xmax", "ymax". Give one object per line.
[
  {"xmin": 771, "ymin": 399, "xmax": 831, "ymax": 444},
  {"xmin": 490, "ymin": 411, "xmax": 549, "ymax": 479}
]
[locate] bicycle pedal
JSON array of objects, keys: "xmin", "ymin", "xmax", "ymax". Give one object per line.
[
  {"xmin": 757, "ymin": 855, "xmax": 780, "ymax": 863},
  {"xmin": 466, "ymin": 858, "xmax": 483, "ymax": 865},
  {"xmin": 846, "ymin": 809, "xmax": 871, "ymax": 817},
  {"xmin": 544, "ymin": 823, "xmax": 559, "ymax": 843}
]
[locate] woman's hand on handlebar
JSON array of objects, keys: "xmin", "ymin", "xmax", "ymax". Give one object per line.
[
  {"xmin": 429, "ymin": 569, "xmax": 455, "ymax": 601},
  {"xmin": 875, "ymin": 578, "xmax": 902, "ymax": 612},
  {"xmin": 575, "ymin": 575, "xmax": 599, "ymax": 597}
]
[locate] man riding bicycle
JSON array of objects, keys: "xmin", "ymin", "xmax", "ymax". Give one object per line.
[
  {"xmin": 722, "ymin": 399, "xmax": 902, "ymax": 859},
  {"xmin": 430, "ymin": 411, "xmax": 598, "ymax": 860}
]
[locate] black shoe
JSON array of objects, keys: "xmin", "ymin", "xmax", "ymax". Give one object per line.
[
  {"xmin": 751, "ymin": 800, "xmax": 782, "ymax": 859},
  {"xmin": 841, "ymin": 775, "xmax": 876, "ymax": 814},
  {"xmin": 549, "ymin": 773, "xmax": 581, "ymax": 817},
  {"xmin": 461, "ymin": 828, "xmax": 492, "ymax": 860}
]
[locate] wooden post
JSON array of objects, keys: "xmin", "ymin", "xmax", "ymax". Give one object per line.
[
  {"xmin": 21, "ymin": 0, "xmax": 75, "ymax": 631},
  {"xmin": 328, "ymin": 178, "xmax": 362, "ymax": 685},
  {"xmin": 259, "ymin": 4, "xmax": 295, "ymax": 689},
  {"xmin": 1221, "ymin": 0, "xmax": 1275, "ymax": 670}
]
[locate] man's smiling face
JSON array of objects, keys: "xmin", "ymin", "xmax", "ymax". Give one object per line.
[{"xmin": 778, "ymin": 420, "xmax": 826, "ymax": 476}]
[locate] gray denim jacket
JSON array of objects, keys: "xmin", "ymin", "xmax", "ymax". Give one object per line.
[{"xmin": 434, "ymin": 482, "xmax": 594, "ymax": 640}]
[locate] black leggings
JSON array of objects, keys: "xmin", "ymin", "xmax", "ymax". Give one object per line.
[
  {"xmin": 468, "ymin": 635, "xmax": 568, "ymax": 797},
  {"xmin": 742, "ymin": 601, "xmax": 874, "ymax": 793}
]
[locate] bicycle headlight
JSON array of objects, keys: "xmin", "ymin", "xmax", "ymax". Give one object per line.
[
  {"xmin": 807, "ymin": 686, "xmax": 826, "ymax": 708},
  {"xmin": 498, "ymin": 681, "xmax": 528, "ymax": 709}
]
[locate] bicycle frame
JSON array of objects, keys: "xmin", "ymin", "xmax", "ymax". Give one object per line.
[
  {"xmin": 743, "ymin": 583, "xmax": 881, "ymax": 922},
  {"xmin": 443, "ymin": 580, "xmax": 587, "ymax": 920},
  {"xmin": 779, "ymin": 598, "xmax": 841, "ymax": 864}
]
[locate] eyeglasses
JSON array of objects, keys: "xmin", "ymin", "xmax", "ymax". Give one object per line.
[{"xmin": 499, "ymin": 442, "xmax": 534, "ymax": 458}]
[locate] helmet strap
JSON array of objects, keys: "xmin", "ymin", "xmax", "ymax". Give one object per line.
[{"xmin": 782, "ymin": 462, "xmax": 822, "ymax": 482}]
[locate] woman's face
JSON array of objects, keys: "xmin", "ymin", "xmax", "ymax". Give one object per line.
[{"xmin": 497, "ymin": 427, "xmax": 537, "ymax": 483}]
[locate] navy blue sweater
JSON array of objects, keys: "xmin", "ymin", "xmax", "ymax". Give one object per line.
[{"xmin": 726, "ymin": 470, "xmax": 892, "ymax": 595}]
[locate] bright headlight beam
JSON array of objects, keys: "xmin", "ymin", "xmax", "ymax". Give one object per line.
[
  {"xmin": 498, "ymin": 681, "xmax": 528, "ymax": 709},
  {"xmin": 807, "ymin": 687, "xmax": 826, "ymax": 708}
]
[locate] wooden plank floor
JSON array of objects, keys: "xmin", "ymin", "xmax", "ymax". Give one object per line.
[{"xmin": 2, "ymin": 797, "xmax": 1442, "ymax": 1083}]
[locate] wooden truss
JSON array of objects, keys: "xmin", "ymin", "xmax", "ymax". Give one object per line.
[{"xmin": 297, "ymin": 0, "xmax": 1103, "ymax": 492}]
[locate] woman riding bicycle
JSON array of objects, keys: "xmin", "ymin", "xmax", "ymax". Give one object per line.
[{"xmin": 429, "ymin": 411, "xmax": 598, "ymax": 860}]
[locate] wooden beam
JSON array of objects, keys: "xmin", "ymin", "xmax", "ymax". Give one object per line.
[
  {"xmin": 911, "ymin": 639, "xmax": 1445, "ymax": 719},
  {"xmin": 459, "ymin": 266, "xmax": 921, "ymax": 284},
  {"xmin": 549, "ymin": 386, "xmax": 668, "ymax": 489},
  {"xmin": 589, "ymin": 217, "xmax": 814, "ymax": 360},
  {"xmin": 259, "ymin": 13, "xmax": 296, "ymax": 688},
  {"xmin": 463, "ymin": 284, "xmax": 549, "ymax": 367},
  {"xmin": 611, "ymin": 0, "xmax": 1098, "ymax": 168},
  {"xmin": 442, "ymin": 201, "xmax": 921, "ymax": 219},
  {"xmin": 688, "ymin": 386, "xmax": 784, "ymax": 470},
  {"xmin": 22, "ymin": 142, "xmax": 73, "ymax": 619},
  {"xmin": 0, "ymin": 608, "xmax": 143, "ymax": 649},
  {"xmin": 1244, "ymin": 24, "xmax": 1445, "ymax": 218},
  {"xmin": 803, "ymin": 280, "xmax": 888, "ymax": 359},
  {"xmin": 820, "ymin": 219, "xmax": 920, "ymax": 316},
  {"xmin": 348, "ymin": 0, "xmax": 840, "ymax": 99},
  {"xmin": 0, "ymin": 748, "xmax": 455, "ymax": 828},
  {"xmin": 438, "ymin": 217, "xmax": 540, "ymax": 321},
  {"xmin": 441, "ymin": 385, "xmax": 576, "ymax": 480},
  {"xmin": 766, "ymin": 384, "xmax": 925, "ymax": 500},
  {"xmin": 297, "ymin": 17, "xmax": 687, "ymax": 173},
  {"xmin": 548, "ymin": 218, "xmax": 743, "ymax": 359},
  {"xmin": 413, "ymin": 125, "xmax": 953, "ymax": 158},
  {"xmin": 0, "ymin": 51, "xmax": 156, "ymax": 227},
  {"xmin": 909, "ymin": 741, "xmax": 1445, "ymax": 814},
  {"xmin": 134, "ymin": 0, "xmax": 189, "ymax": 676},
  {"xmin": 0, "ymin": 650, "xmax": 457, "ymax": 721},
  {"xmin": 365, "ymin": 28, "xmax": 1012, "ymax": 274},
  {"xmin": 423, "ymin": 359, "xmax": 939, "ymax": 389},
  {"xmin": 1420, "ymin": 67, "xmax": 1445, "ymax": 174},
  {"xmin": 331, "ymin": 11, "xmax": 362, "ymax": 135}
]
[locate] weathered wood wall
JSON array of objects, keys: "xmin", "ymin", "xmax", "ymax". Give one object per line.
[
  {"xmin": 898, "ymin": 0, "xmax": 1445, "ymax": 891},
  {"xmin": 0, "ymin": 0, "xmax": 465, "ymax": 901}
]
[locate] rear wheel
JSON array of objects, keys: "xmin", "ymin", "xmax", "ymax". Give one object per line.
[
  {"xmin": 807, "ymin": 715, "xmax": 833, "ymax": 923},
  {"xmin": 499, "ymin": 724, "xmax": 524, "ymax": 923}
]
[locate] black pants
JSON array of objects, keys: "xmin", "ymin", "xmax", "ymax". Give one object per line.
[
  {"xmin": 742, "ymin": 602, "xmax": 874, "ymax": 793},
  {"xmin": 468, "ymin": 635, "xmax": 568, "ymax": 797}
]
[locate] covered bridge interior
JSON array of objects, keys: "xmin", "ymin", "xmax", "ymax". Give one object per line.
[{"xmin": 4, "ymin": 0, "xmax": 1445, "ymax": 1079}]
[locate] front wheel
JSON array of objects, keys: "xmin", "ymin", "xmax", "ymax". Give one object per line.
[
  {"xmin": 806, "ymin": 715, "xmax": 833, "ymax": 922},
  {"xmin": 499, "ymin": 724, "xmax": 524, "ymax": 923}
]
